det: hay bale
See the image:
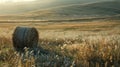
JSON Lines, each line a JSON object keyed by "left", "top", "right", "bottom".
{"left": 12, "top": 27, "right": 39, "bottom": 51}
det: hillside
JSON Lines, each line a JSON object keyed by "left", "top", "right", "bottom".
{"left": 25, "top": 1, "right": 120, "bottom": 20}
{"left": 0, "top": 0, "right": 108, "bottom": 15}
{"left": 0, "top": 1, "right": 120, "bottom": 21}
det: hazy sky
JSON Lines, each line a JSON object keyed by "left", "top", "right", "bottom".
{"left": 0, "top": 0, "right": 36, "bottom": 3}
{"left": 0, "top": 0, "right": 112, "bottom": 3}
{"left": 0, "top": 0, "right": 56, "bottom": 5}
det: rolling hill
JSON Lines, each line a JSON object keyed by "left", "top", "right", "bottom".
{"left": 0, "top": 1, "right": 120, "bottom": 21}
{"left": 0, "top": 0, "right": 109, "bottom": 15}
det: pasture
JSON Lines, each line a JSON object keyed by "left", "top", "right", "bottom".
{"left": 0, "top": 20, "right": 120, "bottom": 67}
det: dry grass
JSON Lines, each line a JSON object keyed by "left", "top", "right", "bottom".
{"left": 0, "top": 20, "right": 120, "bottom": 67}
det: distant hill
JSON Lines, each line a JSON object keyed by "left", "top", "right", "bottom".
{"left": 0, "top": 1, "right": 120, "bottom": 21}
{"left": 0, "top": 0, "right": 109, "bottom": 15}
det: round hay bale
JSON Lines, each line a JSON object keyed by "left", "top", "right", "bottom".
{"left": 12, "top": 27, "right": 39, "bottom": 51}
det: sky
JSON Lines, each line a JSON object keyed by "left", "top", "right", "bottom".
{"left": 0, "top": 0, "right": 113, "bottom": 3}
{"left": 0, "top": 0, "right": 36, "bottom": 3}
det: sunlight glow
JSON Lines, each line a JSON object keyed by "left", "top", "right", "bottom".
{"left": 0, "top": 0, "right": 36, "bottom": 3}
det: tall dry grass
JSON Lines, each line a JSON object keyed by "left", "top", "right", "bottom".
{"left": 0, "top": 32, "right": 119, "bottom": 67}
{"left": 0, "top": 21, "right": 120, "bottom": 67}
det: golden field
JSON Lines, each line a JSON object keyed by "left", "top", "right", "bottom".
{"left": 0, "top": 20, "right": 120, "bottom": 67}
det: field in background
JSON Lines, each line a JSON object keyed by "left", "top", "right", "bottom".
{"left": 0, "top": 20, "right": 120, "bottom": 67}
